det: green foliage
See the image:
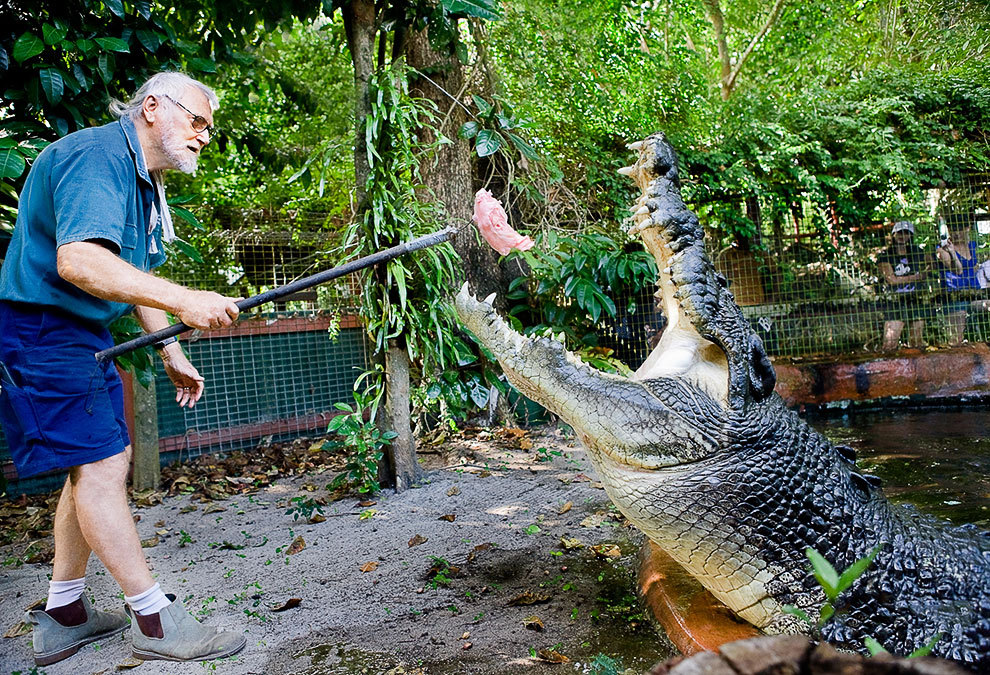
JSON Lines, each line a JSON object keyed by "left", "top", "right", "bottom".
{"left": 0, "top": 0, "right": 318, "bottom": 230}
{"left": 504, "top": 229, "right": 656, "bottom": 370}
{"left": 325, "top": 390, "right": 397, "bottom": 495}
{"left": 285, "top": 495, "right": 325, "bottom": 522}
{"left": 783, "top": 544, "right": 942, "bottom": 658}
{"left": 458, "top": 94, "right": 540, "bottom": 162}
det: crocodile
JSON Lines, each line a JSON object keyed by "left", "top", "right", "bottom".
{"left": 455, "top": 132, "right": 990, "bottom": 668}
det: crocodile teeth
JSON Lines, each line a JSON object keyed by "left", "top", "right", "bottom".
{"left": 483, "top": 292, "right": 497, "bottom": 306}
{"left": 635, "top": 205, "right": 649, "bottom": 216}
{"left": 617, "top": 166, "right": 636, "bottom": 176}
{"left": 627, "top": 141, "right": 644, "bottom": 151}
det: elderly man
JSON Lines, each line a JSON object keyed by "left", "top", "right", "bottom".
{"left": 0, "top": 72, "right": 246, "bottom": 664}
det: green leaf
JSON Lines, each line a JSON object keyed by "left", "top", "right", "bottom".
{"left": 94, "top": 37, "right": 130, "bottom": 53}
{"left": 475, "top": 129, "right": 501, "bottom": 157}
{"left": 835, "top": 544, "right": 881, "bottom": 595}
{"left": 0, "top": 147, "right": 26, "bottom": 179}
{"left": 506, "top": 132, "right": 539, "bottom": 161}
{"left": 458, "top": 121, "right": 479, "bottom": 139}
{"left": 471, "top": 94, "right": 493, "bottom": 116}
{"left": 908, "top": 633, "right": 942, "bottom": 658}
{"left": 187, "top": 57, "right": 217, "bottom": 73}
{"left": 42, "top": 23, "right": 68, "bottom": 46}
{"left": 76, "top": 39, "right": 96, "bottom": 56}
{"left": 13, "top": 33, "right": 44, "bottom": 63}
{"left": 97, "top": 53, "right": 113, "bottom": 83}
{"left": 39, "top": 68, "right": 64, "bottom": 104}
{"left": 443, "top": 0, "right": 500, "bottom": 20}
{"left": 781, "top": 604, "right": 811, "bottom": 625}
{"left": 170, "top": 237, "right": 203, "bottom": 263}
{"left": 135, "top": 30, "right": 164, "bottom": 53}
{"left": 806, "top": 548, "right": 839, "bottom": 598}
{"left": 105, "top": 0, "right": 125, "bottom": 18}
{"left": 864, "top": 637, "right": 888, "bottom": 656}
{"left": 170, "top": 205, "right": 205, "bottom": 230}
{"left": 818, "top": 602, "right": 834, "bottom": 626}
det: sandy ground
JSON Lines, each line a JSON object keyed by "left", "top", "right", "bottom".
{"left": 0, "top": 426, "right": 677, "bottom": 675}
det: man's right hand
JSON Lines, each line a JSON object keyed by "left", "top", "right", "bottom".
{"left": 175, "top": 290, "right": 241, "bottom": 331}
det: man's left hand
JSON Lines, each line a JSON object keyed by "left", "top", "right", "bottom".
{"left": 161, "top": 347, "right": 205, "bottom": 408}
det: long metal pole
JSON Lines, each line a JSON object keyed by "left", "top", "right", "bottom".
{"left": 95, "top": 227, "right": 456, "bottom": 363}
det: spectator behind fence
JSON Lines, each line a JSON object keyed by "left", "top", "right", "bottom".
{"left": 936, "top": 213, "right": 986, "bottom": 345}
{"left": 0, "top": 72, "right": 246, "bottom": 665}
{"left": 878, "top": 220, "right": 930, "bottom": 351}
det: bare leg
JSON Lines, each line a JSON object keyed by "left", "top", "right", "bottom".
{"left": 69, "top": 447, "right": 155, "bottom": 596}
{"left": 908, "top": 320, "right": 925, "bottom": 349}
{"left": 882, "top": 320, "right": 904, "bottom": 351}
{"left": 51, "top": 476, "right": 92, "bottom": 582}
{"left": 947, "top": 311, "right": 967, "bottom": 346}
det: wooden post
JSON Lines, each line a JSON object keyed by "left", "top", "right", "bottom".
{"left": 384, "top": 343, "right": 421, "bottom": 492}
{"left": 131, "top": 376, "right": 160, "bottom": 491}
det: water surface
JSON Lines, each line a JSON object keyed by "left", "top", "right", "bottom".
{"left": 811, "top": 408, "right": 990, "bottom": 528}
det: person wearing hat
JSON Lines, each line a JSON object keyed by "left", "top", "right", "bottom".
{"left": 878, "top": 219, "right": 930, "bottom": 351}
{"left": 936, "top": 213, "right": 983, "bottom": 345}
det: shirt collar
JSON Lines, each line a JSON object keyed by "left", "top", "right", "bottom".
{"left": 118, "top": 115, "right": 153, "bottom": 188}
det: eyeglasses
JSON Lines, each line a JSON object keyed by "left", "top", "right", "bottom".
{"left": 161, "top": 94, "right": 216, "bottom": 138}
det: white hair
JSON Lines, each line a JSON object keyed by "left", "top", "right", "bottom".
{"left": 109, "top": 72, "right": 219, "bottom": 119}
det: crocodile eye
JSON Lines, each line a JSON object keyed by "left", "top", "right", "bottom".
{"left": 748, "top": 334, "right": 776, "bottom": 401}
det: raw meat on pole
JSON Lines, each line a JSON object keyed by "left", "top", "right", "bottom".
{"left": 473, "top": 189, "right": 534, "bottom": 256}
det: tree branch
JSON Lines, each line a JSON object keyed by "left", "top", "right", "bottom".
{"left": 725, "top": 0, "right": 788, "bottom": 98}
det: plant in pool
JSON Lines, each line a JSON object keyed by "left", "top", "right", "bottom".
{"left": 784, "top": 545, "right": 941, "bottom": 657}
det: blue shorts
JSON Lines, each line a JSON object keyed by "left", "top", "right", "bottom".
{"left": 0, "top": 301, "right": 129, "bottom": 479}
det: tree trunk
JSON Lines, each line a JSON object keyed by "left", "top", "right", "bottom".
{"left": 405, "top": 25, "right": 514, "bottom": 303}
{"left": 343, "top": 1, "right": 419, "bottom": 492}
{"left": 383, "top": 344, "right": 420, "bottom": 489}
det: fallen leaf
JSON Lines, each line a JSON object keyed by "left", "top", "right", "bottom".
{"left": 461, "top": 631, "right": 471, "bottom": 640}
{"left": 360, "top": 561, "right": 379, "bottom": 573}
{"left": 115, "top": 657, "right": 144, "bottom": 670}
{"left": 286, "top": 536, "right": 306, "bottom": 555}
{"left": 154, "top": 520, "right": 166, "bottom": 527}
{"left": 560, "top": 536, "right": 583, "bottom": 550}
{"left": 558, "top": 501, "right": 572, "bottom": 514}
{"left": 507, "top": 591, "right": 551, "bottom": 606}
{"left": 518, "top": 438, "right": 533, "bottom": 450}
{"left": 155, "top": 528, "right": 169, "bottom": 536}
{"left": 203, "top": 504, "right": 226, "bottom": 514}
{"left": 179, "top": 504, "right": 198, "bottom": 513}
{"left": 408, "top": 534, "right": 428, "bottom": 548}
{"left": 478, "top": 471, "right": 492, "bottom": 478}
{"left": 438, "top": 514, "right": 456, "bottom": 522}
{"left": 462, "top": 642, "right": 472, "bottom": 650}
{"left": 503, "top": 428, "right": 528, "bottom": 438}
{"left": 467, "top": 543, "right": 494, "bottom": 563}
{"left": 3, "top": 621, "right": 31, "bottom": 638}
{"left": 592, "top": 543, "right": 621, "bottom": 559}
{"left": 309, "top": 514, "right": 327, "bottom": 524}
{"left": 571, "top": 473, "right": 591, "bottom": 482}
{"left": 357, "top": 500, "right": 377, "bottom": 507}
{"left": 522, "top": 615, "right": 544, "bottom": 631}
{"left": 272, "top": 598, "right": 302, "bottom": 612}
{"left": 446, "top": 486, "right": 461, "bottom": 497}
{"left": 580, "top": 513, "right": 606, "bottom": 528}
{"left": 537, "top": 648, "right": 570, "bottom": 663}
{"left": 225, "top": 476, "right": 252, "bottom": 486}
{"left": 140, "top": 536, "right": 159, "bottom": 549}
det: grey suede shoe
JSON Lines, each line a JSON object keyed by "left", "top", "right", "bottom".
{"left": 25, "top": 596, "right": 129, "bottom": 666}
{"left": 127, "top": 595, "right": 246, "bottom": 662}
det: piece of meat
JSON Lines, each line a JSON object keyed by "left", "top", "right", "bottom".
{"left": 473, "top": 189, "right": 534, "bottom": 256}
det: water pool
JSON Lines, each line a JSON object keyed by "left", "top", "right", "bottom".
{"left": 812, "top": 407, "right": 990, "bottom": 528}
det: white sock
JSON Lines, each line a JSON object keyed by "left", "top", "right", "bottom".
{"left": 124, "top": 583, "right": 172, "bottom": 616}
{"left": 46, "top": 577, "right": 86, "bottom": 610}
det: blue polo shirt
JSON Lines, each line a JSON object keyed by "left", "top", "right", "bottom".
{"left": 0, "top": 116, "right": 167, "bottom": 327}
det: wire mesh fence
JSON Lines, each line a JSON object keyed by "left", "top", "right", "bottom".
{"left": 597, "top": 172, "right": 990, "bottom": 367}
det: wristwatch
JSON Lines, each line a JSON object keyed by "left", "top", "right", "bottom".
{"left": 152, "top": 336, "right": 179, "bottom": 350}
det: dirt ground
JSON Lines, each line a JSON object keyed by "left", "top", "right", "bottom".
{"left": 0, "top": 425, "right": 678, "bottom": 675}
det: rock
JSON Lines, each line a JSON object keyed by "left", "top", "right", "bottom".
{"left": 648, "top": 636, "right": 972, "bottom": 675}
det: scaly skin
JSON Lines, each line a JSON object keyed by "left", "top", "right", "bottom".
{"left": 455, "top": 132, "right": 989, "bottom": 668}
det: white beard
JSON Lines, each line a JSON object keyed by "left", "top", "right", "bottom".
{"left": 158, "top": 115, "right": 198, "bottom": 174}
